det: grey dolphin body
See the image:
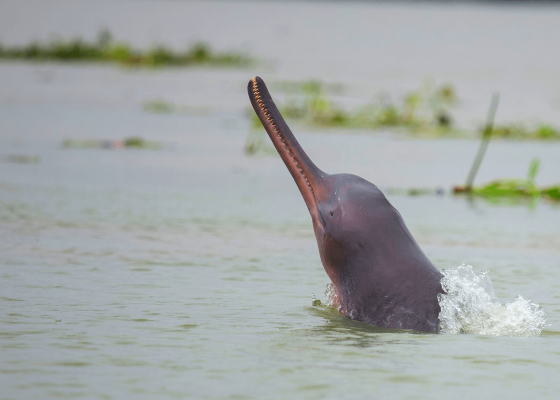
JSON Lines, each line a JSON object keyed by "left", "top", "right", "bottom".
{"left": 248, "top": 76, "right": 444, "bottom": 333}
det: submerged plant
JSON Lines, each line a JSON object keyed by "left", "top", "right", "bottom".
{"left": 0, "top": 30, "right": 254, "bottom": 68}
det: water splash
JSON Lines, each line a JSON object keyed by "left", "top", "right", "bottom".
{"left": 319, "top": 265, "right": 547, "bottom": 336}
{"left": 438, "top": 265, "right": 548, "bottom": 337}
{"left": 324, "top": 282, "right": 338, "bottom": 308}
{"left": 324, "top": 282, "right": 351, "bottom": 317}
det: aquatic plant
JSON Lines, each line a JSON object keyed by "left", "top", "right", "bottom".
{"left": 462, "top": 94, "right": 501, "bottom": 191}
{"left": 1, "top": 154, "right": 41, "bottom": 164}
{"left": 142, "top": 100, "right": 213, "bottom": 116}
{"left": 384, "top": 187, "right": 445, "bottom": 196}
{"left": 244, "top": 80, "right": 461, "bottom": 155}
{"left": 456, "top": 157, "right": 560, "bottom": 202}
{"left": 270, "top": 80, "right": 458, "bottom": 132}
{"left": 143, "top": 100, "right": 176, "bottom": 114}
{"left": 246, "top": 79, "right": 560, "bottom": 143}
{"left": 353, "top": 82, "right": 457, "bottom": 131}
{"left": 471, "top": 159, "right": 541, "bottom": 199}
{"left": 491, "top": 124, "right": 560, "bottom": 140}
{"left": 453, "top": 96, "right": 560, "bottom": 202}
{"left": 542, "top": 186, "right": 560, "bottom": 200}
{"left": 0, "top": 30, "right": 254, "bottom": 68}
{"left": 63, "top": 137, "right": 162, "bottom": 150}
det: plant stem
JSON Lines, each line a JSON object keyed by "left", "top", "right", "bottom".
{"left": 464, "top": 93, "right": 500, "bottom": 190}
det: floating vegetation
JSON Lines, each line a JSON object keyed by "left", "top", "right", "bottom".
{"left": 247, "top": 79, "right": 560, "bottom": 143}
{"left": 0, "top": 154, "right": 41, "bottom": 164}
{"left": 491, "top": 124, "right": 560, "bottom": 140}
{"left": 143, "top": 99, "right": 176, "bottom": 114}
{"left": 0, "top": 30, "right": 254, "bottom": 68}
{"left": 63, "top": 137, "right": 162, "bottom": 150}
{"left": 542, "top": 186, "right": 560, "bottom": 200}
{"left": 457, "top": 157, "right": 560, "bottom": 203}
{"left": 251, "top": 80, "right": 458, "bottom": 133}
{"left": 382, "top": 96, "right": 560, "bottom": 203}
{"left": 470, "top": 159, "right": 541, "bottom": 198}
{"left": 350, "top": 82, "right": 457, "bottom": 131}
{"left": 142, "top": 100, "right": 212, "bottom": 116}
{"left": 384, "top": 187, "right": 445, "bottom": 196}
{"left": 244, "top": 80, "right": 458, "bottom": 155}
{"left": 454, "top": 96, "right": 560, "bottom": 202}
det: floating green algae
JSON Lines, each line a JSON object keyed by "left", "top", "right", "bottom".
{"left": 0, "top": 30, "right": 254, "bottom": 68}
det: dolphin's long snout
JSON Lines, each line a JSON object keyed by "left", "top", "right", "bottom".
{"left": 248, "top": 76, "right": 326, "bottom": 214}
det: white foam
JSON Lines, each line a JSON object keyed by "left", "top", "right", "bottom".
{"left": 438, "top": 265, "right": 548, "bottom": 337}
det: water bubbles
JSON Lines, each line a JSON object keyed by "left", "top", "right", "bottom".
{"left": 438, "top": 265, "right": 548, "bottom": 337}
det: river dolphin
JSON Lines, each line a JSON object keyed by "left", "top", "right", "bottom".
{"left": 248, "top": 76, "right": 444, "bottom": 333}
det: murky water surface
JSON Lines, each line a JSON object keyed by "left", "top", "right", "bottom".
{"left": 1, "top": 1, "right": 560, "bottom": 399}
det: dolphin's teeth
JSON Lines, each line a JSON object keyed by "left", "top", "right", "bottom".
{"left": 251, "top": 77, "right": 314, "bottom": 194}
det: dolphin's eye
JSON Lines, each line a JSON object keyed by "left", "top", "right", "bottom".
{"left": 330, "top": 212, "right": 333, "bottom": 217}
